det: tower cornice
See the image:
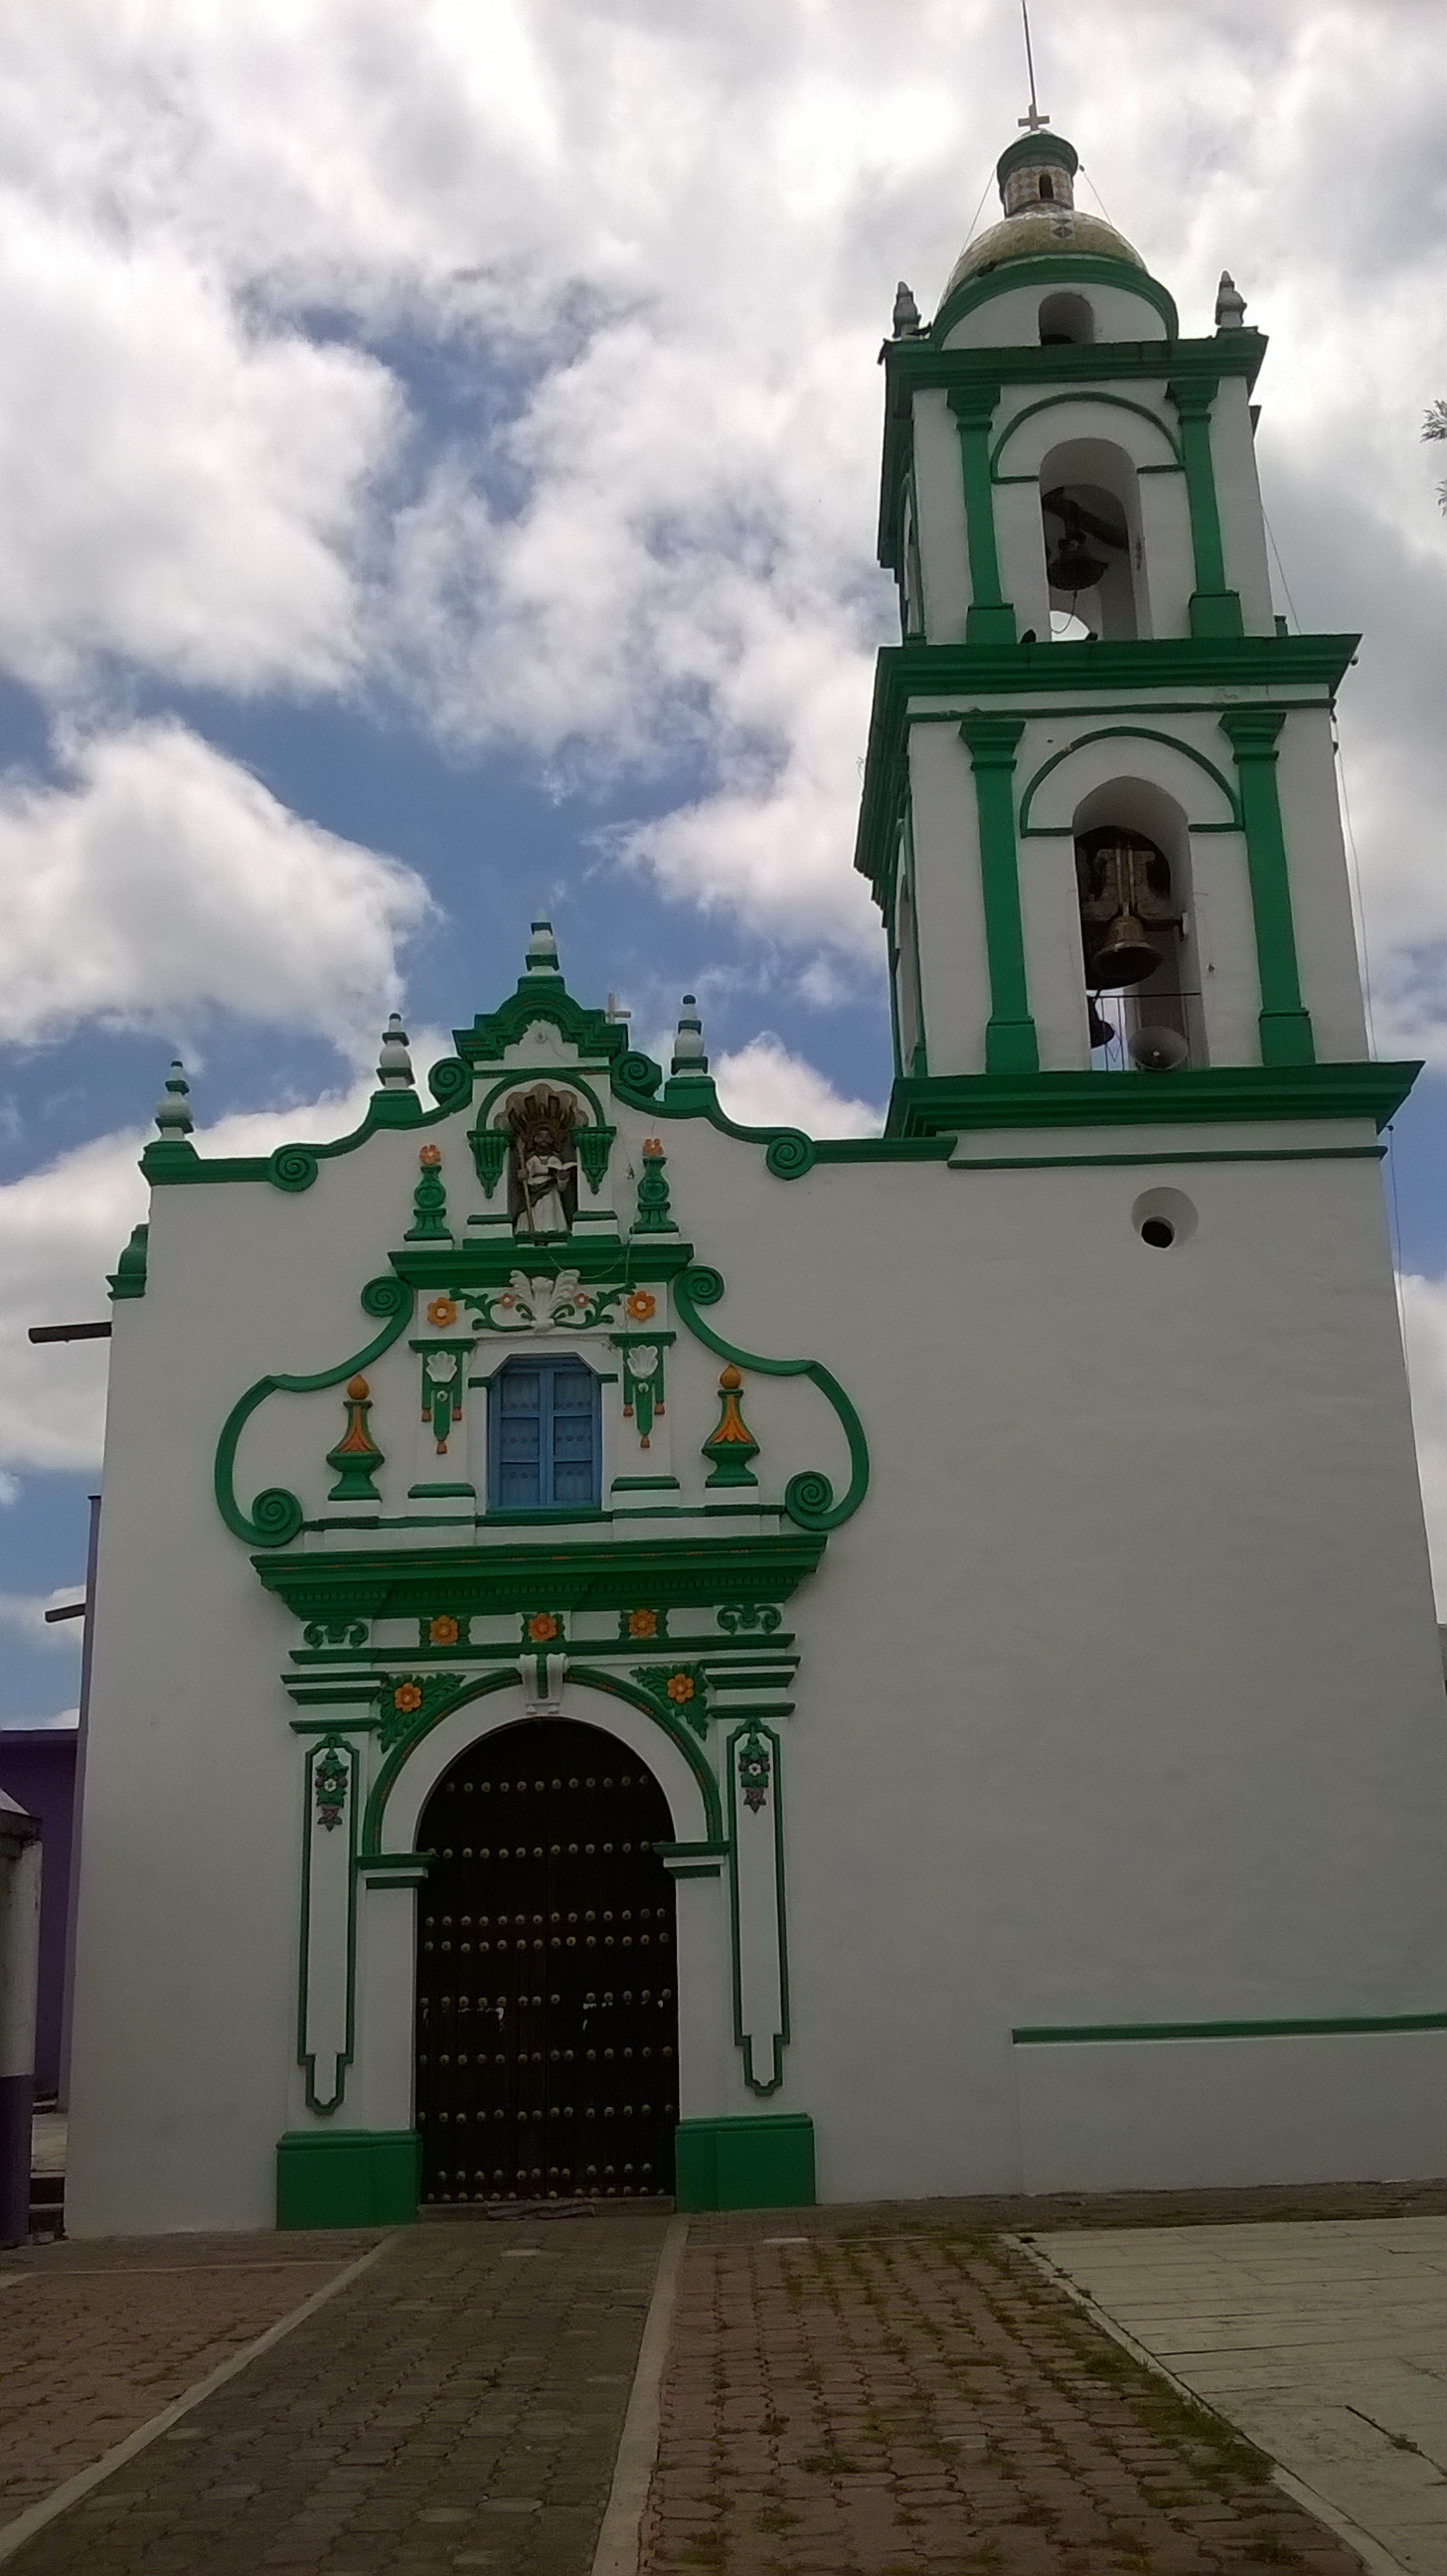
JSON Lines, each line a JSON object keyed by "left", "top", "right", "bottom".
{"left": 879, "top": 335, "right": 1268, "bottom": 567}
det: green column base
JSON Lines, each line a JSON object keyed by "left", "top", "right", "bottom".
{"left": 1258, "top": 1007, "right": 1316, "bottom": 1067}
{"left": 276, "top": 2129, "right": 420, "bottom": 2229}
{"left": 984, "top": 1016, "right": 1041, "bottom": 1076}
{"left": 674, "top": 2113, "right": 816, "bottom": 2212}
{"left": 1189, "top": 589, "right": 1244, "bottom": 638}
{"left": 965, "top": 601, "right": 1018, "bottom": 644}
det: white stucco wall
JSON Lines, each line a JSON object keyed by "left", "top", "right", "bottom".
{"left": 66, "top": 1051, "right": 1447, "bottom": 2227}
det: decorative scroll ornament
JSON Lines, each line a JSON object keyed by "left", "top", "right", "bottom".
{"left": 420, "top": 1346, "right": 464, "bottom": 1451}
{"left": 717, "top": 1601, "right": 782, "bottom": 1636}
{"left": 703, "top": 1365, "right": 759, "bottom": 1488}
{"left": 303, "top": 1616, "right": 369, "bottom": 1650}
{"left": 404, "top": 1143, "right": 452, "bottom": 1242}
{"left": 326, "top": 1375, "right": 385, "bottom": 1503}
{"left": 461, "top": 1270, "right": 625, "bottom": 1334}
{"left": 632, "top": 1138, "right": 678, "bottom": 1234}
{"left": 313, "top": 1742, "right": 350, "bottom": 1832}
{"left": 736, "top": 1724, "right": 772, "bottom": 1813}
{"left": 622, "top": 1341, "right": 665, "bottom": 1444}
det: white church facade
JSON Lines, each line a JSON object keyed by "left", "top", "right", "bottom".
{"left": 66, "top": 128, "right": 1447, "bottom": 2233}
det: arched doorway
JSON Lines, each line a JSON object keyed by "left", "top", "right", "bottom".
{"left": 414, "top": 1719, "right": 680, "bottom": 2203}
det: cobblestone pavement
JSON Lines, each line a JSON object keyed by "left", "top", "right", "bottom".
{"left": 642, "top": 2210, "right": 1374, "bottom": 2576}
{"left": 0, "top": 2230, "right": 377, "bottom": 2526}
{"left": 2, "top": 2211, "right": 669, "bottom": 2576}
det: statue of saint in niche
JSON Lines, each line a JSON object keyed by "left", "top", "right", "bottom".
{"left": 504, "top": 1088, "right": 578, "bottom": 1236}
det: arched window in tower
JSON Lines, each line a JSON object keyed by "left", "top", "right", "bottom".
{"left": 1039, "top": 290, "right": 1094, "bottom": 346}
{"left": 1072, "top": 784, "right": 1204, "bottom": 1071}
{"left": 1040, "top": 438, "right": 1145, "bottom": 641}
{"left": 1038, "top": 173, "right": 1054, "bottom": 202}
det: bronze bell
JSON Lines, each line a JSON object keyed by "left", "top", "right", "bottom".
{"left": 1090, "top": 909, "right": 1162, "bottom": 988}
{"left": 1045, "top": 537, "right": 1108, "bottom": 594}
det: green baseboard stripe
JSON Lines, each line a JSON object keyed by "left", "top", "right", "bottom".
{"left": 674, "top": 2113, "right": 816, "bottom": 2212}
{"left": 276, "top": 2128, "right": 421, "bottom": 2228}
{"left": 1013, "top": 2012, "right": 1447, "bottom": 2045}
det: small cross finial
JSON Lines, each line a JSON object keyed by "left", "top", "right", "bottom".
{"left": 1018, "top": 0, "right": 1049, "bottom": 130}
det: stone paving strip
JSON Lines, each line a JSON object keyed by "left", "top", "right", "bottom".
{"left": 0, "top": 2211, "right": 669, "bottom": 2576}
{"left": 1031, "top": 2217, "right": 1447, "bottom": 2576}
{"left": 0, "top": 2231, "right": 380, "bottom": 2529}
{"left": 642, "top": 2212, "right": 1372, "bottom": 2575}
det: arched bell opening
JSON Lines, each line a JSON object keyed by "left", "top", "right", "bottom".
{"left": 1072, "top": 778, "right": 1205, "bottom": 1071}
{"left": 414, "top": 1717, "right": 680, "bottom": 2206}
{"left": 1039, "top": 290, "right": 1094, "bottom": 347}
{"left": 1040, "top": 437, "right": 1146, "bottom": 641}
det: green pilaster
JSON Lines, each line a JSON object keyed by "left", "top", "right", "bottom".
{"left": 1169, "top": 379, "right": 1243, "bottom": 639}
{"left": 959, "top": 714, "right": 1039, "bottom": 1074}
{"left": 948, "top": 386, "right": 1017, "bottom": 645}
{"left": 1219, "top": 710, "right": 1315, "bottom": 1066}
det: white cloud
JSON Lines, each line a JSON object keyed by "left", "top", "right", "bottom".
{"left": 0, "top": 1590, "right": 85, "bottom": 1643}
{"left": 2, "top": 721, "right": 430, "bottom": 1053}
{"left": 0, "top": 1470, "right": 19, "bottom": 1507}
{"left": 0, "top": 1071, "right": 387, "bottom": 1473}
{"left": 712, "top": 1036, "right": 881, "bottom": 1137}
{"left": 0, "top": 200, "right": 397, "bottom": 695}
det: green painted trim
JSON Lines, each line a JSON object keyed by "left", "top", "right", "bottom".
{"left": 215, "top": 1277, "right": 414, "bottom": 1550}
{"left": 991, "top": 390, "right": 1183, "bottom": 478}
{"left": 947, "top": 387, "right": 1015, "bottom": 643}
{"left": 930, "top": 254, "right": 1180, "bottom": 348}
{"left": 106, "top": 1221, "right": 149, "bottom": 1301}
{"left": 1167, "top": 377, "right": 1243, "bottom": 637}
{"left": 256, "top": 1533, "right": 825, "bottom": 1629}
{"left": 952, "top": 1145, "right": 1387, "bottom": 1171}
{"left": 853, "top": 635, "right": 1357, "bottom": 912}
{"left": 275, "top": 2128, "right": 420, "bottom": 2228}
{"left": 611, "top": 1476, "right": 681, "bottom": 1491}
{"left": 673, "top": 1266, "right": 869, "bottom": 1533}
{"left": 1018, "top": 726, "right": 1241, "bottom": 835}
{"left": 886, "top": 1060, "right": 1417, "bottom": 1139}
{"left": 1013, "top": 2012, "right": 1447, "bottom": 2044}
{"left": 727, "top": 1719, "right": 789, "bottom": 2095}
{"left": 407, "top": 1482, "right": 475, "bottom": 1499}
{"left": 673, "top": 2113, "right": 816, "bottom": 2213}
{"left": 1219, "top": 708, "right": 1315, "bottom": 1065}
{"left": 144, "top": 1065, "right": 475, "bottom": 1195}
{"left": 298, "top": 1736, "right": 359, "bottom": 2115}
{"left": 959, "top": 715, "right": 1038, "bottom": 1074}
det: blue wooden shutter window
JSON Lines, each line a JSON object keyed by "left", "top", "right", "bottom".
{"left": 489, "top": 1359, "right": 599, "bottom": 1510}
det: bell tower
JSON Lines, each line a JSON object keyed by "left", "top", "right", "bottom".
{"left": 861, "top": 129, "right": 1411, "bottom": 1139}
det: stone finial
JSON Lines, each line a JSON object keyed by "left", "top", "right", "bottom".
{"left": 891, "top": 281, "right": 922, "bottom": 339}
{"left": 377, "top": 1012, "right": 414, "bottom": 1090}
{"left": 525, "top": 915, "right": 562, "bottom": 976}
{"left": 1215, "top": 270, "right": 1247, "bottom": 330}
{"left": 670, "top": 994, "right": 710, "bottom": 1079}
{"left": 153, "top": 1059, "right": 193, "bottom": 1139}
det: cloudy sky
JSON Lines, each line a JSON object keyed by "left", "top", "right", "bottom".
{"left": 2, "top": 0, "right": 1447, "bottom": 1725}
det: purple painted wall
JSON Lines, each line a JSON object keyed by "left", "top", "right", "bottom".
{"left": 0, "top": 1731, "right": 78, "bottom": 2099}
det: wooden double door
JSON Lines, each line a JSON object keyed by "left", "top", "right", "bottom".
{"left": 415, "top": 1720, "right": 680, "bottom": 2202}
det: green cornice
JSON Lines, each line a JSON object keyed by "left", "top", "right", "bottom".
{"left": 391, "top": 1235, "right": 697, "bottom": 1292}
{"left": 879, "top": 333, "right": 1264, "bottom": 565}
{"left": 141, "top": 1070, "right": 471, "bottom": 1194}
{"left": 884, "top": 1060, "right": 1420, "bottom": 1140}
{"left": 253, "top": 1532, "right": 827, "bottom": 1626}
{"left": 453, "top": 971, "right": 634, "bottom": 1070}
{"left": 928, "top": 255, "right": 1182, "bottom": 353}
{"left": 854, "top": 634, "right": 1360, "bottom": 910}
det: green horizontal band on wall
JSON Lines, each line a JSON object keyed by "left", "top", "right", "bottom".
{"left": 276, "top": 2128, "right": 421, "bottom": 2227}
{"left": 674, "top": 2113, "right": 816, "bottom": 2212}
{"left": 1013, "top": 2013, "right": 1447, "bottom": 2045}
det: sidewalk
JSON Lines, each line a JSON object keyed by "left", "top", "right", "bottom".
{"left": 5, "top": 2190, "right": 1437, "bottom": 2576}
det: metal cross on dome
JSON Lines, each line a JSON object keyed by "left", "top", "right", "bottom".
{"left": 1018, "top": 0, "right": 1050, "bottom": 130}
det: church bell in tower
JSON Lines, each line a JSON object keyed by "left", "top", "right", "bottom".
{"left": 1075, "top": 828, "right": 1181, "bottom": 991}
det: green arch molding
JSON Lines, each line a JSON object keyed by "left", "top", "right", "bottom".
{"left": 1018, "top": 726, "right": 1243, "bottom": 837}
{"left": 991, "top": 391, "right": 1184, "bottom": 479}
{"left": 673, "top": 1265, "right": 869, "bottom": 1534}
{"left": 361, "top": 1662, "right": 724, "bottom": 1859}
{"left": 931, "top": 253, "right": 1180, "bottom": 348}
{"left": 473, "top": 1068, "right": 614, "bottom": 1131}
{"left": 214, "top": 1276, "right": 415, "bottom": 1549}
